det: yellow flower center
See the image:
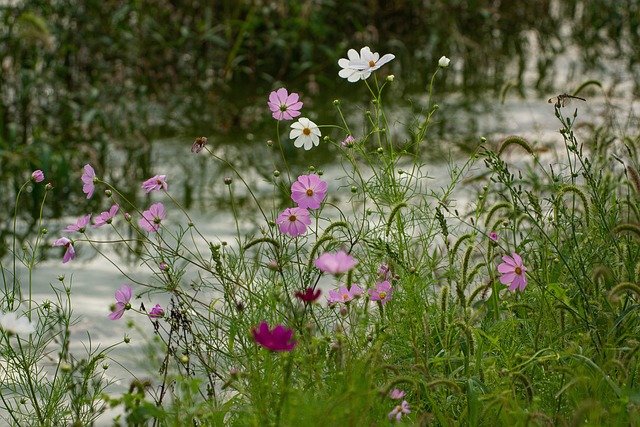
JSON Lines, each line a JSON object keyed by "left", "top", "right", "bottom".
{"left": 343, "top": 294, "right": 349, "bottom": 300}
{"left": 306, "top": 189, "right": 314, "bottom": 196}
{"left": 303, "top": 127, "right": 311, "bottom": 136}
{"left": 288, "top": 215, "right": 297, "bottom": 222}
{"left": 515, "top": 266, "right": 522, "bottom": 275}
{"left": 379, "top": 292, "right": 386, "bottom": 299}
{"left": 369, "top": 60, "right": 376, "bottom": 67}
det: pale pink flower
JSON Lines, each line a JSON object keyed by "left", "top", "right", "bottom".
{"left": 268, "top": 88, "right": 303, "bottom": 121}
{"left": 276, "top": 207, "right": 311, "bottom": 237}
{"left": 52, "top": 237, "right": 76, "bottom": 263}
{"left": 342, "top": 135, "right": 355, "bottom": 147}
{"left": 139, "top": 202, "right": 166, "bottom": 233}
{"left": 388, "top": 400, "right": 410, "bottom": 422}
{"left": 369, "top": 280, "right": 394, "bottom": 305}
{"left": 390, "top": 389, "right": 405, "bottom": 399}
{"left": 498, "top": 253, "right": 528, "bottom": 291}
{"left": 327, "top": 284, "right": 362, "bottom": 305}
{"left": 31, "top": 170, "right": 44, "bottom": 183}
{"left": 191, "top": 136, "right": 208, "bottom": 153}
{"left": 291, "top": 174, "right": 327, "bottom": 209}
{"left": 92, "top": 205, "right": 119, "bottom": 228}
{"left": 81, "top": 164, "right": 96, "bottom": 199}
{"left": 108, "top": 285, "right": 132, "bottom": 320}
{"left": 63, "top": 214, "right": 92, "bottom": 233}
{"left": 314, "top": 250, "right": 358, "bottom": 275}
{"left": 141, "top": 175, "right": 168, "bottom": 193}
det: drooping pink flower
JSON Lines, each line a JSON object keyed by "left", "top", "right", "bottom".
{"left": 31, "top": 170, "right": 44, "bottom": 183}
{"left": 378, "top": 264, "right": 391, "bottom": 281}
{"left": 268, "top": 88, "right": 303, "bottom": 121}
{"left": 191, "top": 136, "right": 208, "bottom": 153}
{"left": 295, "top": 287, "right": 322, "bottom": 304}
{"left": 369, "top": 280, "right": 394, "bottom": 305}
{"left": 326, "top": 284, "right": 362, "bottom": 305}
{"left": 314, "top": 250, "right": 358, "bottom": 275}
{"left": 108, "top": 285, "right": 132, "bottom": 320}
{"left": 63, "top": 213, "right": 92, "bottom": 233}
{"left": 388, "top": 400, "right": 410, "bottom": 422}
{"left": 390, "top": 389, "right": 405, "bottom": 399}
{"left": 148, "top": 304, "right": 164, "bottom": 318}
{"left": 252, "top": 322, "right": 297, "bottom": 352}
{"left": 276, "top": 207, "right": 311, "bottom": 237}
{"left": 92, "top": 205, "right": 119, "bottom": 228}
{"left": 52, "top": 237, "right": 76, "bottom": 263}
{"left": 498, "top": 253, "right": 528, "bottom": 291}
{"left": 139, "top": 202, "right": 166, "bottom": 233}
{"left": 291, "top": 174, "right": 327, "bottom": 210}
{"left": 81, "top": 164, "right": 96, "bottom": 199}
{"left": 141, "top": 175, "right": 168, "bottom": 193}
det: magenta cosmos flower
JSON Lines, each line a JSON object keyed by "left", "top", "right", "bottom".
{"left": 268, "top": 88, "right": 303, "bottom": 121}
{"left": 291, "top": 174, "right": 327, "bottom": 210}
{"left": 326, "top": 284, "right": 363, "bottom": 305}
{"left": 139, "top": 202, "right": 166, "bottom": 233}
{"left": 314, "top": 250, "right": 358, "bottom": 275}
{"left": 489, "top": 232, "right": 498, "bottom": 241}
{"left": 31, "top": 170, "right": 44, "bottom": 183}
{"left": 252, "top": 322, "right": 297, "bottom": 352}
{"left": 52, "top": 237, "right": 76, "bottom": 263}
{"left": 276, "top": 207, "right": 311, "bottom": 237}
{"left": 93, "top": 204, "right": 119, "bottom": 228}
{"left": 388, "top": 400, "right": 410, "bottom": 422}
{"left": 141, "top": 175, "right": 168, "bottom": 193}
{"left": 148, "top": 304, "right": 164, "bottom": 318}
{"left": 369, "top": 280, "right": 394, "bottom": 306}
{"left": 63, "top": 213, "right": 92, "bottom": 233}
{"left": 294, "top": 287, "right": 322, "bottom": 303}
{"left": 81, "top": 164, "right": 96, "bottom": 199}
{"left": 498, "top": 253, "right": 528, "bottom": 291}
{"left": 108, "top": 285, "right": 132, "bottom": 320}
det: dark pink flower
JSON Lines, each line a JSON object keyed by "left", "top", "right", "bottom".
{"left": 295, "top": 287, "right": 321, "bottom": 303}
{"left": 314, "top": 250, "right": 358, "bottom": 275}
{"left": 92, "top": 205, "right": 119, "bottom": 228}
{"left": 489, "top": 232, "right": 498, "bottom": 241}
{"left": 141, "top": 175, "right": 168, "bottom": 193}
{"left": 326, "top": 284, "right": 362, "bottom": 305}
{"left": 498, "top": 253, "right": 528, "bottom": 291}
{"left": 276, "top": 207, "right": 311, "bottom": 237}
{"left": 63, "top": 213, "right": 92, "bottom": 233}
{"left": 81, "top": 164, "right": 96, "bottom": 199}
{"left": 268, "top": 88, "right": 303, "bottom": 121}
{"left": 252, "top": 322, "right": 297, "bottom": 352}
{"left": 108, "top": 285, "right": 132, "bottom": 320}
{"left": 369, "top": 280, "right": 393, "bottom": 305}
{"left": 388, "top": 400, "right": 410, "bottom": 422}
{"left": 31, "top": 170, "right": 44, "bottom": 183}
{"left": 148, "top": 304, "right": 164, "bottom": 318}
{"left": 139, "top": 202, "right": 166, "bottom": 233}
{"left": 52, "top": 237, "right": 76, "bottom": 263}
{"left": 291, "top": 174, "right": 327, "bottom": 210}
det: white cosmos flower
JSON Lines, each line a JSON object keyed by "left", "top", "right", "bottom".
{"left": 0, "top": 311, "right": 36, "bottom": 336}
{"left": 290, "top": 117, "right": 321, "bottom": 150}
{"left": 338, "top": 46, "right": 395, "bottom": 82}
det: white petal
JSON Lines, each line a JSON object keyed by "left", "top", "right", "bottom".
{"left": 293, "top": 136, "right": 305, "bottom": 148}
{"left": 290, "top": 129, "right": 302, "bottom": 138}
{"left": 347, "top": 48, "right": 360, "bottom": 61}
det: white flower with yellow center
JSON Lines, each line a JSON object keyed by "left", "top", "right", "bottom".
{"left": 289, "top": 117, "right": 321, "bottom": 150}
{"left": 338, "top": 46, "right": 395, "bottom": 82}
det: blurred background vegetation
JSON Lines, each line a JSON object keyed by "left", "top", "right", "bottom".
{"left": 1, "top": 0, "right": 639, "bottom": 252}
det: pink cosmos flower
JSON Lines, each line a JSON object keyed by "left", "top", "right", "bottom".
{"left": 327, "top": 284, "right": 363, "bottom": 305}
{"left": 31, "top": 170, "right": 44, "bottom": 183}
{"left": 191, "top": 136, "right": 208, "bottom": 153}
{"left": 388, "top": 400, "right": 411, "bottom": 422}
{"left": 291, "top": 174, "right": 327, "bottom": 209}
{"left": 268, "top": 88, "right": 303, "bottom": 121}
{"left": 369, "top": 280, "right": 394, "bottom": 305}
{"left": 252, "top": 322, "right": 297, "bottom": 352}
{"left": 92, "top": 205, "right": 119, "bottom": 228}
{"left": 63, "top": 213, "right": 92, "bottom": 233}
{"left": 139, "top": 202, "right": 166, "bottom": 233}
{"left": 108, "top": 285, "right": 132, "bottom": 320}
{"left": 141, "top": 175, "right": 168, "bottom": 193}
{"left": 148, "top": 304, "right": 164, "bottom": 318}
{"left": 276, "top": 207, "right": 311, "bottom": 237}
{"left": 294, "top": 287, "right": 322, "bottom": 303}
{"left": 314, "top": 250, "right": 358, "bottom": 275}
{"left": 342, "top": 135, "right": 355, "bottom": 147}
{"left": 52, "top": 237, "right": 76, "bottom": 263}
{"left": 390, "top": 389, "right": 405, "bottom": 399}
{"left": 489, "top": 232, "right": 498, "bottom": 241}
{"left": 81, "top": 164, "right": 96, "bottom": 199}
{"left": 378, "top": 264, "right": 391, "bottom": 281}
{"left": 498, "top": 253, "right": 528, "bottom": 291}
